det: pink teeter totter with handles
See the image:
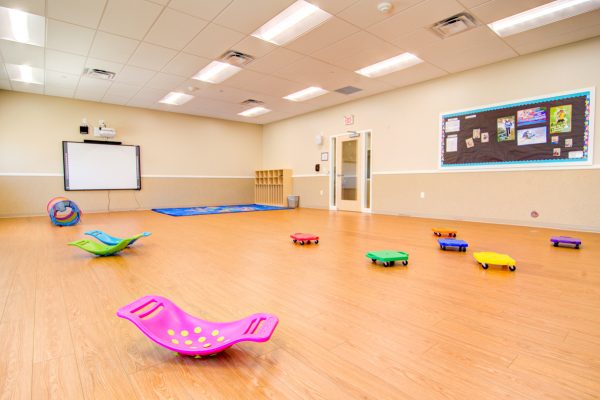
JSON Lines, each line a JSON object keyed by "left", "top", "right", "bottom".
{"left": 117, "top": 295, "right": 279, "bottom": 357}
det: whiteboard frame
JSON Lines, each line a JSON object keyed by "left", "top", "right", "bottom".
{"left": 62, "top": 141, "right": 141, "bottom": 191}
{"left": 438, "top": 87, "right": 595, "bottom": 171}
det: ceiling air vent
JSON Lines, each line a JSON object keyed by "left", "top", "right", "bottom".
{"left": 335, "top": 86, "right": 362, "bottom": 95}
{"left": 84, "top": 68, "right": 116, "bottom": 80}
{"left": 241, "top": 99, "right": 264, "bottom": 106}
{"left": 220, "top": 50, "right": 255, "bottom": 67}
{"left": 431, "top": 12, "right": 477, "bottom": 38}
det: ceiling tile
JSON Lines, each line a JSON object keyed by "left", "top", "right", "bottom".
{"left": 128, "top": 42, "right": 177, "bottom": 71}
{"left": 145, "top": 8, "right": 209, "bottom": 50}
{"left": 246, "top": 47, "right": 305, "bottom": 74}
{"left": 285, "top": 16, "right": 360, "bottom": 55}
{"left": 45, "top": 49, "right": 86, "bottom": 74}
{"left": 417, "top": 26, "right": 517, "bottom": 72}
{"left": 127, "top": 86, "right": 165, "bottom": 107}
{"left": 217, "top": 69, "right": 268, "bottom": 92}
{"left": 45, "top": 70, "right": 80, "bottom": 89}
{"left": 46, "top": 19, "right": 95, "bottom": 56}
{"left": 89, "top": 31, "right": 139, "bottom": 63}
{"left": 101, "top": 93, "right": 132, "bottom": 105}
{"left": 99, "top": 0, "right": 163, "bottom": 40}
{"left": 0, "top": 41, "right": 44, "bottom": 67}
{"left": 145, "top": 72, "right": 186, "bottom": 90}
{"left": 85, "top": 58, "right": 124, "bottom": 74}
{"left": 114, "top": 65, "right": 156, "bottom": 85}
{"left": 75, "top": 76, "right": 111, "bottom": 100}
{"left": 267, "top": 98, "right": 318, "bottom": 114}
{"left": 231, "top": 36, "right": 277, "bottom": 59}
{"left": 368, "top": 0, "right": 465, "bottom": 42}
{"left": 104, "top": 81, "right": 141, "bottom": 97}
{"left": 252, "top": 75, "right": 308, "bottom": 97}
{"left": 375, "top": 61, "right": 446, "bottom": 86}
{"left": 457, "top": 0, "right": 488, "bottom": 7}
{"left": 503, "top": 9, "right": 600, "bottom": 55}
{"left": 306, "top": 0, "right": 359, "bottom": 15}
{"left": 161, "top": 52, "right": 211, "bottom": 77}
{"left": 11, "top": 81, "right": 43, "bottom": 93}
{"left": 469, "top": 0, "right": 554, "bottom": 24}
{"left": 390, "top": 27, "right": 442, "bottom": 53}
{"left": 47, "top": 0, "right": 107, "bottom": 29}
{"left": 312, "top": 31, "right": 403, "bottom": 71}
{"left": 167, "top": 0, "right": 233, "bottom": 20}
{"left": 213, "top": 0, "right": 296, "bottom": 34}
{"left": 184, "top": 23, "right": 245, "bottom": 59}
{"left": 44, "top": 85, "right": 75, "bottom": 97}
{"left": 272, "top": 56, "right": 361, "bottom": 90}
{"left": 195, "top": 85, "right": 267, "bottom": 104}
{"left": 0, "top": 0, "right": 45, "bottom": 15}
{"left": 337, "top": 0, "right": 424, "bottom": 28}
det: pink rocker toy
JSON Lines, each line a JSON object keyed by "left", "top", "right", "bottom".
{"left": 117, "top": 295, "right": 278, "bottom": 357}
{"left": 290, "top": 233, "right": 319, "bottom": 245}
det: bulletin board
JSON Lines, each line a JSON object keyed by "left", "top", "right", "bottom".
{"left": 439, "top": 88, "right": 594, "bottom": 169}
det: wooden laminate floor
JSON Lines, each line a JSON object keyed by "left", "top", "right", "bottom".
{"left": 0, "top": 208, "right": 599, "bottom": 399}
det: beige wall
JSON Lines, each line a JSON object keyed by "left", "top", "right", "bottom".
{"left": 0, "top": 91, "right": 261, "bottom": 216}
{"left": 262, "top": 37, "right": 600, "bottom": 231}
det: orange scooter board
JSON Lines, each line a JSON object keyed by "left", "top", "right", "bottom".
{"left": 432, "top": 227, "right": 457, "bottom": 237}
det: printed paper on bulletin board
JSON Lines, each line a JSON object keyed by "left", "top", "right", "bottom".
{"left": 439, "top": 89, "right": 594, "bottom": 169}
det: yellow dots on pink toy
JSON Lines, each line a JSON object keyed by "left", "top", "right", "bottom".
{"left": 217, "top": 336, "right": 225, "bottom": 342}
{"left": 203, "top": 343, "right": 211, "bottom": 348}
{"left": 181, "top": 330, "right": 189, "bottom": 337}
{"left": 171, "top": 339, "right": 179, "bottom": 344}
{"left": 167, "top": 329, "right": 175, "bottom": 336}
{"left": 184, "top": 340, "right": 192, "bottom": 345}
{"left": 198, "top": 336, "right": 206, "bottom": 343}
{"left": 211, "top": 329, "right": 219, "bottom": 336}
{"left": 194, "top": 327, "right": 202, "bottom": 334}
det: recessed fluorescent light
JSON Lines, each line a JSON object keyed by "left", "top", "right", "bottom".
{"left": 355, "top": 53, "right": 423, "bottom": 78}
{"left": 284, "top": 86, "right": 328, "bottom": 101}
{"left": 488, "top": 0, "right": 600, "bottom": 37}
{"left": 252, "top": 0, "right": 332, "bottom": 45}
{"left": 0, "top": 6, "right": 45, "bottom": 46}
{"left": 159, "top": 92, "right": 194, "bottom": 106}
{"left": 5, "top": 64, "right": 44, "bottom": 84}
{"left": 238, "top": 106, "right": 271, "bottom": 117}
{"left": 192, "top": 61, "right": 241, "bottom": 84}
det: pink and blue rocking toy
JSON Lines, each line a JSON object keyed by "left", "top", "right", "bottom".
{"left": 117, "top": 295, "right": 278, "bottom": 357}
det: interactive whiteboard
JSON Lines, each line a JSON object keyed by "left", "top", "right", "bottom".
{"left": 63, "top": 141, "right": 141, "bottom": 190}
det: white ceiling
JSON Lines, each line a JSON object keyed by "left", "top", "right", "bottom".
{"left": 0, "top": 0, "right": 599, "bottom": 124}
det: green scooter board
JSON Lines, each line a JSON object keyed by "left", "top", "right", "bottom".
{"left": 366, "top": 250, "right": 409, "bottom": 267}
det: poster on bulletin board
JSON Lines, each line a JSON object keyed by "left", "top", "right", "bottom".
{"left": 439, "top": 88, "right": 594, "bottom": 169}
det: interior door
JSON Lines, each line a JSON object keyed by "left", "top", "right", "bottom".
{"left": 335, "top": 134, "right": 362, "bottom": 212}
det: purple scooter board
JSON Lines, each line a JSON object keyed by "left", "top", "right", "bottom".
{"left": 438, "top": 238, "right": 468, "bottom": 252}
{"left": 550, "top": 236, "right": 581, "bottom": 249}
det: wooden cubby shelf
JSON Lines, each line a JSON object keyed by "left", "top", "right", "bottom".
{"left": 254, "top": 169, "right": 292, "bottom": 207}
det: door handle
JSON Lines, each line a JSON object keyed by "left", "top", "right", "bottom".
{"left": 336, "top": 174, "right": 343, "bottom": 177}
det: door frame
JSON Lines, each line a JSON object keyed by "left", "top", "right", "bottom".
{"left": 329, "top": 129, "right": 373, "bottom": 213}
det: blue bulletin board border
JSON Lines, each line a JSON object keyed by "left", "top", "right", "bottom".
{"left": 439, "top": 88, "right": 594, "bottom": 170}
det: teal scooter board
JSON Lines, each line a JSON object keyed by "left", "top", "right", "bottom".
{"left": 366, "top": 250, "right": 409, "bottom": 267}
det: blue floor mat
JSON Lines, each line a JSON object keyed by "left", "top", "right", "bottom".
{"left": 152, "top": 203, "right": 289, "bottom": 216}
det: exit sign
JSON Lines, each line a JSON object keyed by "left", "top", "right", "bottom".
{"left": 344, "top": 114, "right": 354, "bottom": 125}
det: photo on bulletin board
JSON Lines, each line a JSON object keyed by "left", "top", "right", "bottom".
{"left": 550, "top": 105, "right": 572, "bottom": 133}
{"left": 517, "top": 126, "right": 547, "bottom": 146}
{"left": 497, "top": 116, "right": 515, "bottom": 142}
{"left": 517, "top": 107, "right": 547, "bottom": 126}
{"left": 439, "top": 88, "right": 594, "bottom": 169}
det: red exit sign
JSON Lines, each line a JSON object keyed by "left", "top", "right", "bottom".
{"left": 344, "top": 114, "right": 354, "bottom": 125}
